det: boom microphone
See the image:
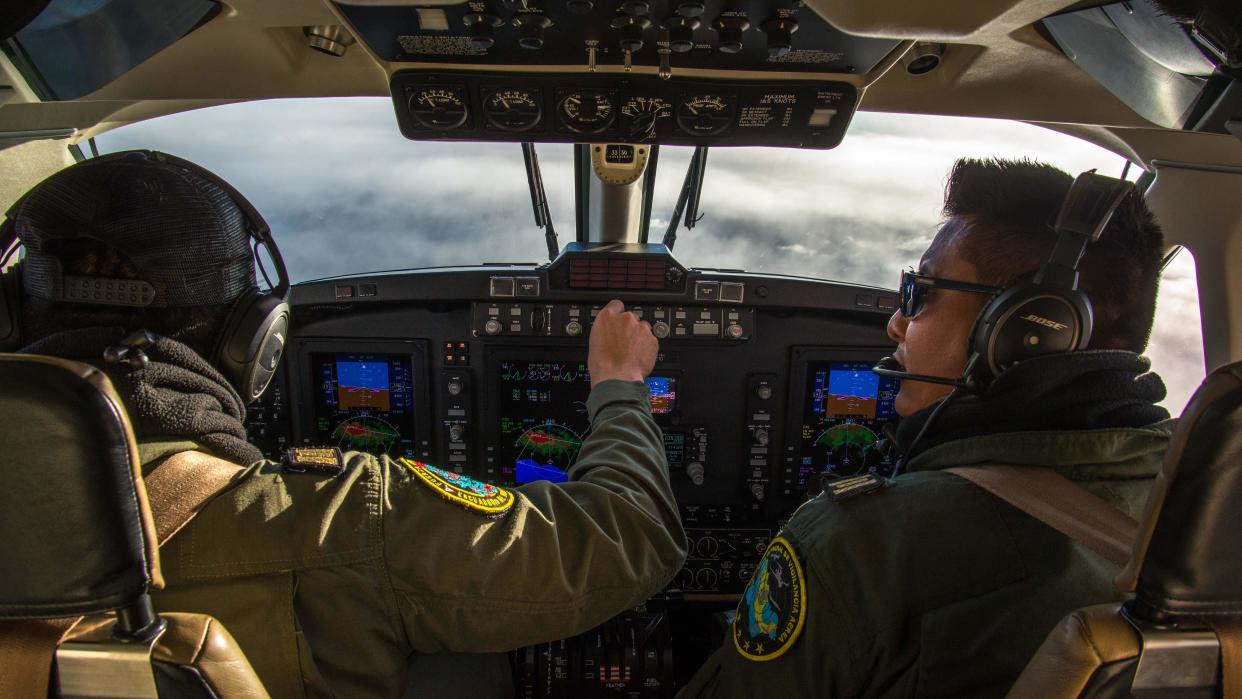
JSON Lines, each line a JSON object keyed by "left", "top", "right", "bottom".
{"left": 872, "top": 356, "right": 977, "bottom": 391}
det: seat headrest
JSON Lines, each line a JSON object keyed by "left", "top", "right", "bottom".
{"left": 0, "top": 354, "right": 162, "bottom": 619}
{"left": 1122, "top": 360, "right": 1242, "bottom": 621}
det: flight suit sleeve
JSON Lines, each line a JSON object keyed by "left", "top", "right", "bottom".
{"left": 382, "top": 379, "right": 687, "bottom": 653}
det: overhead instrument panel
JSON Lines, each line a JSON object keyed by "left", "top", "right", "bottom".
{"left": 337, "top": 0, "right": 901, "bottom": 75}
{"left": 391, "top": 71, "right": 858, "bottom": 148}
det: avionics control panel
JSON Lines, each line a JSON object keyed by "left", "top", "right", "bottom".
{"left": 392, "top": 71, "right": 858, "bottom": 148}
{"left": 245, "top": 260, "right": 900, "bottom": 696}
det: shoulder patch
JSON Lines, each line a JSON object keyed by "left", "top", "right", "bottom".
{"left": 399, "top": 458, "right": 515, "bottom": 516}
{"left": 282, "top": 447, "right": 346, "bottom": 475}
{"left": 733, "top": 536, "right": 807, "bottom": 662}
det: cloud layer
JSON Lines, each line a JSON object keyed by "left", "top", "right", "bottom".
{"left": 97, "top": 97, "right": 1206, "bottom": 411}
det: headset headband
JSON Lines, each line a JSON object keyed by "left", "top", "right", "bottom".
{"left": 1035, "top": 171, "right": 1135, "bottom": 289}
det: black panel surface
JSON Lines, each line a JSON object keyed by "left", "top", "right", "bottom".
{"left": 339, "top": 0, "right": 900, "bottom": 74}
{"left": 391, "top": 70, "right": 857, "bottom": 147}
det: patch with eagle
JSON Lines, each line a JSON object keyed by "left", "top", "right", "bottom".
{"left": 733, "top": 536, "right": 806, "bottom": 661}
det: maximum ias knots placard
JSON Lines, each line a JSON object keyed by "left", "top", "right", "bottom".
{"left": 733, "top": 536, "right": 806, "bottom": 661}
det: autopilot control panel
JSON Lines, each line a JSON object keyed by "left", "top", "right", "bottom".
{"left": 244, "top": 247, "right": 901, "bottom": 695}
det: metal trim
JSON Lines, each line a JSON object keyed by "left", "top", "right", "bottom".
{"left": 57, "top": 622, "right": 167, "bottom": 699}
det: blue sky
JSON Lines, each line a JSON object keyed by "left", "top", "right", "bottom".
{"left": 96, "top": 97, "right": 1206, "bottom": 411}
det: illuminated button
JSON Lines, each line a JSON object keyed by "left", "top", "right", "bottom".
{"left": 694, "top": 281, "right": 719, "bottom": 301}
{"left": 855, "top": 294, "right": 875, "bottom": 308}
{"left": 358, "top": 283, "right": 378, "bottom": 297}
{"left": 335, "top": 285, "right": 354, "bottom": 299}
{"left": 877, "top": 296, "right": 897, "bottom": 311}
{"left": 515, "top": 277, "right": 540, "bottom": 296}
{"left": 726, "top": 324, "right": 744, "bottom": 340}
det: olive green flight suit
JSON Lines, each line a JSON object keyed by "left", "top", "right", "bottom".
{"left": 679, "top": 421, "right": 1175, "bottom": 698}
{"left": 145, "top": 380, "right": 686, "bottom": 698}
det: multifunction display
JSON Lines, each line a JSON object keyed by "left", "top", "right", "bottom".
{"left": 312, "top": 353, "right": 418, "bottom": 457}
{"left": 795, "top": 361, "right": 898, "bottom": 487}
{"left": 493, "top": 359, "right": 680, "bottom": 484}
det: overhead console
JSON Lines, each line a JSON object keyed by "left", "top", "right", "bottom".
{"left": 337, "top": 0, "right": 901, "bottom": 75}
{"left": 390, "top": 70, "right": 857, "bottom": 147}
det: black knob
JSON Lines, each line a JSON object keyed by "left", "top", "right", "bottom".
{"left": 761, "top": 17, "right": 798, "bottom": 57}
{"left": 566, "top": 0, "right": 593, "bottom": 14}
{"left": 665, "top": 16, "right": 700, "bottom": 53}
{"left": 714, "top": 16, "right": 749, "bottom": 54}
{"left": 677, "top": 1, "right": 705, "bottom": 17}
{"left": 513, "top": 14, "right": 552, "bottom": 50}
{"left": 620, "top": 0, "right": 650, "bottom": 16}
{"left": 611, "top": 15, "right": 651, "bottom": 53}
{"left": 463, "top": 13, "right": 502, "bottom": 50}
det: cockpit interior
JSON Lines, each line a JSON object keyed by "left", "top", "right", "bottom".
{"left": 1, "top": 0, "right": 1241, "bottom": 695}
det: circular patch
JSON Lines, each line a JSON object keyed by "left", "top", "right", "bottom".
{"left": 733, "top": 536, "right": 806, "bottom": 662}
{"left": 400, "top": 458, "right": 515, "bottom": 516}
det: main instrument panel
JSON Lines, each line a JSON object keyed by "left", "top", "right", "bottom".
{"left": 246, "top": 248, "right": 900, "bottom": 695}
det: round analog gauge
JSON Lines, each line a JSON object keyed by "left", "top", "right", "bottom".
{"left": 408, "top": 87, "right": 468, "bottom": 131}
{"left": 621, "top": 96, "right": 672, "bottom": 141}
{"left": 483, "top": 89, "right": 542, "bottom": 132}
{"left": 558, "top": 91, "right": 615, "bottom": 133}
{"left": 676, "top": 95, "right": 735, "bottom": 136}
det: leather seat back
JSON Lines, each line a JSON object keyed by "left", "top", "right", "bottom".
{"left": 0, "top": 353, "right": 267, "bottom": 697}
{"left": 1010, "top": 360, "right": 1242, "bottom": 698}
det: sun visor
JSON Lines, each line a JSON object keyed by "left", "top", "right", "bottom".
{"left": 1039, "top": 0, "right": 1241, "bottom": 137}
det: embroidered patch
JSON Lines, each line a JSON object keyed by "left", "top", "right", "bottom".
{"left": 400, "top": 458, "right": 515, "bottom": 515}
{"left": 733, "top": 536, "right": 806, "bottom": 662}
{"left": 824, "top": 472, "right": 888, "bottom": 501}
{"left": 282, "top": 447, "right": 346, "bottom": 475}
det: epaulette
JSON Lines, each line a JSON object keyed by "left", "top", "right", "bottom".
{"left": 281, "top": 446, "right": 346, "bottom": 476}
{"left": 822, "top": 472, "right": 889, "bottom": 501}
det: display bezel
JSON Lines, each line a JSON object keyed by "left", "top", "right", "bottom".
{"left": 291, "top": 338, "right": 432, "bottom": 461}
{"left": 783, "top": 346, "right": 901, "bottom": 493}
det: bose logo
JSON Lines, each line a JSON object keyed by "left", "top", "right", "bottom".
{"left": 1020, "top": 314, "right": 1068, "bottom": 331}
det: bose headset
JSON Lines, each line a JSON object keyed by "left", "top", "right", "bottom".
{"left": 0, "top": 150, "right": 290, "bottom": 403}
{"left": 875, "top": 170, "right": 1136, "bottom": 391}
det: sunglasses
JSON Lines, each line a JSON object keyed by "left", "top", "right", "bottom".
{"left": 899, "top": 269, "right": 1002, "bottom": 318}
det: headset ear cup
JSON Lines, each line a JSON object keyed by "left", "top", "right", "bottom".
{"left": 0, "top": 264, "right": 19, "bottom": 351}
{"left": 972, "top": 282, "right": 1092, "bottom": 379}
{"left": 215, "top": 291, "right": 289, "bottom": 403}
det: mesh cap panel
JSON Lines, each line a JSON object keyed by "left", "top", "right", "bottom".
{"left": 13, "top": 152, "right": 257, "bottom": 308}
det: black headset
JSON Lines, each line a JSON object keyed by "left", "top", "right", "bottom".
{"left": 0, "top": 150, "right": 290, "bottom": 403}
{"left": 875, "top": 170, "right": 1136, "bottom": 391}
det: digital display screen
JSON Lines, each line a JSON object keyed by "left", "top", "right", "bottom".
{"left": 312, "top": 353, "right": 417, "bottom": 457}
{"left": 494, "top": 360, "right": 680, "bottom": 483}
{"left": 797, "top": 361, "right": 899, "bottom": 485}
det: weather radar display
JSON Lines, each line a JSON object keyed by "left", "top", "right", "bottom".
{"left": 495, "top": 360, "right": 678, "bottom": 484}
{"left": 797, "top": 361, "right": 899, "bottom": 484}
{"left": 313, "top": 353, "right": 417, "bottom": 456}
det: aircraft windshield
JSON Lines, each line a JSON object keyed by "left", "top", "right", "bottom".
{"left": 93, "top": 97, "right": 1205, "bottom": 412}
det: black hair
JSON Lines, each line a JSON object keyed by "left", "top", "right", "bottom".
{"left": 18, "top": 238, "right": 233, "bottom": 357}
{"left": 940, "top": 158, "right": 1165, "bottom": 353}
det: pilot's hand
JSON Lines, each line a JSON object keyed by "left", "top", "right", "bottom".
{"left": 589, "top": 299, "right": 658, "bottom": 387}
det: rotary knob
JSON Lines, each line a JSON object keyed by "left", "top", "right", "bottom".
{"left": 447, "top": 379, "right": 464, "bottom": 395}
{"left": 696, "top": 568, "right": 719, "bottom": 588}
{"left": 698, "top": 536, "right": 719, "bottom": 557}
{"left": 665, "top": 16, "right": 700, "bottom": 53}
{"left": 754, "top": 428, "right": 769, "bottom": 446}
{"left": 755, "top": 383, "right": 772, "bottom": 400}
{"left": 565, "top": 320, "right": 584, "bottom": 337}
{"left": 714, "top": 16, "right": 750, "bottom": 54}
{"left": 652, "top": 320, "right": 671, "bottom": 339}
{"left": 484, "top": 319, "right": 502, "bottom": 335}
{"left": 686, "top": 461, "right": 705, "bottom": 485}
{"left": 761, "top": 17, "right": 798, "bottom": 57}
{"left": 611, "top": 15, "right": 651, "bottom": 53}
{"left": 726, "top": 323, "right": 744, "bottom": 340}
{"left": 513, "top": 14, "right": 552, "bottom": 50}
{"left": 749, "top": 482, "right": 766, "bottom": 501}
{"left": 448, "top": 424, "right": 465, "bottom": 442}
{"left": 566, "top": 0, "right": 594, "bottom": 14}
{"left": 463, "top": 13, "right": 503, "bottom": 50}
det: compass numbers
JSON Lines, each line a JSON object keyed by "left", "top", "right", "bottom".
{"left": 677, "top": 94, "right": 735, "bottom": 136}
{"left": 622, "top": 96, "right": 672, "bottom": 141}
{"left": 408, "top": 86, "right": 469, "bottom": 131}
{"left": 483, "top": 88, "right": 542, "bottom": 132}
{"left": 558, "top": 91, "right": 615, "bottom": 133}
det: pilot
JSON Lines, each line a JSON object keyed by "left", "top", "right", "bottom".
{"left": 679, "top": 158, "right": 1175, "bottom": 697}
{"left": 4, "top": 150, "right": 686, "bottom": 697}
